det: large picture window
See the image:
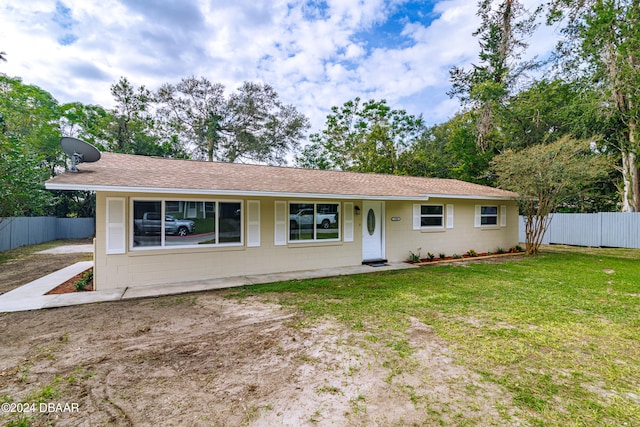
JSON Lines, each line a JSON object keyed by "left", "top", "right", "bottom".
{"left": 132, "top": 199, "right": 242, "bottom": 248}
{"left": 420, "top": 205, "right": 444, "bottom": 228}
{"left": 289, "top": 202, "right": 340, "bottom": 242}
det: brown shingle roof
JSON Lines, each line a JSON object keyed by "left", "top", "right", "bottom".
{"left": 46, "top": 152, "right": 517, "bottom": 200}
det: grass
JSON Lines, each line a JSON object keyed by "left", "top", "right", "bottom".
{"left": 0, "top": 240, "right": 72, "bottom": 265}
{"left": 228, "top": 246, "right": 640, "bottom": 426}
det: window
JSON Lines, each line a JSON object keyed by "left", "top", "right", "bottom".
{"left": 218, "top": 202, "right": 241, "bottom": 243}
{"left": 289, "top": 202, "right": 340, "bottom": 242}
{"left": 480, "top": 206, "right": 498, "bottom": 226}
{"left": 413, "top": 204, "right": 452, "bottom": 230}
{"left": 166, "top": 201, "right": 180, "bottom": 213}
{"left": 420, "top": 205, "right": 444, "bottom": 228}
{"left": 132, "top": 199, "right": 242, "bottom": 248}
{"left": 133, "top": 201, "right": 162, "bottom": 247}
{"left": 164, "top": 201, "right": 215, "bottom": 247}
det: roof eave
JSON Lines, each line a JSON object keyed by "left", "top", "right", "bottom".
{"left": 46, "top": 183, "right": 516, "bottom": 201}
{"left": 423, "top": 193, "right": 517, "bottom": 201}
{"left": 46, "top": 182, "right": 434, "bottom": 201}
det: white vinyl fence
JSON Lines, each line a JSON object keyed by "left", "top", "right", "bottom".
{"left": 0, "top": 217, "right": 95, "bottom": 252}
{"left": 519, "top": 213, "right": 640, "bottom": 248}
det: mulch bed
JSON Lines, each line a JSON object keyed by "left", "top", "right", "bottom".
{"left": 408, "top": 251, "right": 525, "bottom": 266}
{"left": 45, "top": 268, "right": 94, "bottom": 294}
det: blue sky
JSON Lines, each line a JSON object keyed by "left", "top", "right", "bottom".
{"left": 0, "top": 0, "right": 556, "bottom": 132}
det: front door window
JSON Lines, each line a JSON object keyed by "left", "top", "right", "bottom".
{"left": 367, "top": 209, "right": 375, "bottom": 236}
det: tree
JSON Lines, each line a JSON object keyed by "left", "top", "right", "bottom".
{"left": 399, "top": 112, "right": 492, "bottom": 183}
{"left": 493, "top": 136, "right": 611, "bottom": 254}
{"left": 59, "top": 102, "right": 111, "bottom": 148}
{"left": 46, "top": 190, "right": 96, "bottom": 218}
{"left": 548, "top": 0, "right": 640, "bottom": 211}
{"left": 497, "top": 79, "right": 604, "bottom": 150}
{"left": 449, "top": 0, "right": 539, "bottom": 151}
{"left": 157, "top": 77, "right": 309, "bottom": 164}
{"left": 0, "top": 139, "right": 52, "bottom": 221}
{"left": 295, "top": 142, "right": 334, "bottom": 170}
{"left": 0, "top": 75, "right": 62, "bottom": 175}
{"left": 101, "top": 77, "right": 189, "bottom": 158}
{"left": 108, "top": 77, "right": 155, "bottom": 154}
{"left": 299, "top": 98, "right": 425, "bottom": 174}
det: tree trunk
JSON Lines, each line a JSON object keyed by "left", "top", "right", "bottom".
{"left": 525, "top": 211, "right": 553, "bottom": 255}
{"left": 620, "top": 119, "right": 640, "bottom": 212}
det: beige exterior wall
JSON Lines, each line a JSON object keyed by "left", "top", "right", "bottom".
{"left": 95, "top": 192, "right": 364, "bottom": 290}
{"left": 384, "top": 198, "right": 519, "bottom": 262}
{"left": 95, "top": 192, "right": 519, "bottom": 290}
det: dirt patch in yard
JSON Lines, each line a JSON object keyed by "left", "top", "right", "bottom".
{"left": 0, "top": 292, "right": 520, "bottom": 426}
{"left": 0, "top": 239, "right": 93, "bottom": 296}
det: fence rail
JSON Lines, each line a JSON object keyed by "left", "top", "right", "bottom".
{"left": 519, "top": 212, "right": 640, "bottom": 249}
{"left": 0, "top": 217, "right": 95, "bottom": 252}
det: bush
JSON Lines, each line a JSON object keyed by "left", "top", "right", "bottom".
{"left": 74, "top": 270, "right": 93, "bottom": 292}
{"left": 408, "top": 250, "right": 421, "bottom": 263}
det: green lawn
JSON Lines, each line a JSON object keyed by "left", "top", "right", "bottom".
{"left": 229, "top": 246, "right": 640, "bottom": 426}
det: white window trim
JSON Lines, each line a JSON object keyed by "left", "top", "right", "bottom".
{"left": 130, "top": 198, "right": 244, "bottom": 250}
{"left": 475, "top": 204, "right": 500, "bottom": 228}
{"left": 288, "top": 201, "right": 341, "bottom": 243}
{"left": 413, "top": 204, "right": 445, "bottom": 230}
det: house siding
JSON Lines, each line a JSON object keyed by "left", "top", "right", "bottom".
{"left": 385, "top": 199, "right": 519, "bottom": 261}
{"left": 95, "top": 193, "right": 363, "bottom": 290}
{"left": 94, "top": 193, "right": 519, "bottom": 291}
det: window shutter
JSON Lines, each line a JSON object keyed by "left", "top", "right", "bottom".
{"left": 413, "top": 204, "right": 421, "bottom": 230}
{"left": 343, "top": 202, "right": 354, "bottom": 242}
{"left": 247, "top": 200, "right": 260, "bottom": 247}
{"left": 274, "top": 201, "right": 286, "bottom": 246}
{"left": 500, "top": 205, "right": 507, "bottom": 227}
{"left": 106, "top": 197, "right": 126, "bottom": 254}
{"left": 474, "top": 205, "right": 481, "bottom": 228}
{"left": 446, "top": 204, "right": 454, "bottom": 229}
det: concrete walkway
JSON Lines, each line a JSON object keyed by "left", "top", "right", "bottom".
{"left": 36, "top": 244, "right": 94, "bottom": 254}
{"left": 0, "top": 261, "right": 416, "bottom": 313}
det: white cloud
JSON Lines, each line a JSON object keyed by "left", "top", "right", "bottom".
{"left": 0, "top": 0, "right": 555, "bottom": 133}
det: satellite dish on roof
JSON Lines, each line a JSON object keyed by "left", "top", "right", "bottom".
{"left": 60, "top": 137, "right": 101, "bottom": 172}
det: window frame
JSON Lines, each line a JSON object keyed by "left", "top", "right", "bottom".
{"left": 419, "top": 204, "right": 445, "bottom": 229}
{"left": 480, "top": 205, "right": 499, "bottom": 226}
{"left": 287, "top": 201, "right": 341, "bottom": 243}
{"left": 130, "top": 198, "right": 244, "bottom": 250}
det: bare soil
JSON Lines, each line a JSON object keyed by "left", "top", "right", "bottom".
{"left": 0, "top": 293, "right": 518, "bottom": 426}
{"left": 0, "top": 243, "right": 519, "bottom": 426}
{"left": 0, "top": 239, "right": 93, "bottom": 295}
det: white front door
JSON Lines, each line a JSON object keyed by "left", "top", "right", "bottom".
{"left": 362, "top": 201, "right": 384, "bottom": 262}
